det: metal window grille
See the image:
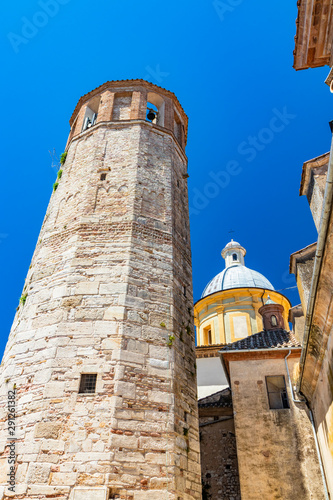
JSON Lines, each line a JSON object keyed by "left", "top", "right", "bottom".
{"left": 79, "top": 374, "right": 97, "bottom": 394}
{"left": 266, "top": 375, "right": 289, "bottom": 409}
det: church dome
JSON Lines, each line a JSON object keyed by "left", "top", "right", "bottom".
{"left": 201, "top": 240, "right": 275, "bottom": 298}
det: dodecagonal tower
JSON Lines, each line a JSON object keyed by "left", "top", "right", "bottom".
{"left": 0, "top": 80, "right": 201, "bottom": 500}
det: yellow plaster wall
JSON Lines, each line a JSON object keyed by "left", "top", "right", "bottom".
{"left": 194, "top": 289, "right": 291, "bottom": 347}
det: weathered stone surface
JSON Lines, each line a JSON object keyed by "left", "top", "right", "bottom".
{"left": 34, "top": 422, "right": 62, "bottom": 439}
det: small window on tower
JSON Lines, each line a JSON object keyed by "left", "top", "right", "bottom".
{"left": 266, "top": 375, "right": 289, "bottom": 409}
{"left": 233, "top": 253, "right": 238, "bottom": 261}
{"left": 79, "top": 374, "right": 97, "bottom": 394}
{"left": 100, "top": 173, "right": 106, "bottom": 181}
{"left": 270, "top": 315, "right": 278, "bottom": 327}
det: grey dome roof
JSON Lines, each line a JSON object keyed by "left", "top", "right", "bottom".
{"left": 201, "top": 264, "right": 275, "bottom": 298}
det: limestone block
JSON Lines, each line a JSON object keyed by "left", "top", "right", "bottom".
{"left": 4, "top": 484, "right": 27, "bottom": 497}
{"left": 128, "top": 339, "right": 149, "bottom": 354}
{"left": 145, "top": 452, "right": 168, "bottom": 465}
{"left": 18, "top": 392, "right": 33, "bottom": 406}
{"left": 112, "top": 349, "right": 144, "bottom": 365}
{"left": 142, "top": 325, "right": 168, "bottom": 342}
{"left": 82, "top": 439, "right": 92, "bottom": 452}
{"left": 31, "top": 310, "right": 63, "bottom": 328}
{"left": 113, "top": 451, "right": 145, "bottom": 463}
{"left": 43, "top": 382, "right": 65, "bottom": 398}
{"left": 114, "top": 381, "right": 136, "bottom": 399}
{"left": 149, "top": 358, "right": 169, "bottom": 369}
{"left": 149, "top": 313, "right": 171, "bottom": 329}
{"left": 40, "top": 439, "right": 65, "bottom": 452}
{"left": 72, "top": 487, "right": 109, "bottom": 500}
{"left": 101, "top": 338, "right": 119, "bottom": 350}
{"left": 139, "top": 436, "right": 170, "bottom": 451}
{"left": 0, "top": 440, "right": 6, "bottom": 454}
{"left": 148, "top": 390, "right": 173, "bottom": 405}
{"left": 104, "top": 306, "right": 125, "bottom": 320}
{"left": 27, "top": 463, "right": 51, "bottom": 484}
{"left": 99, "top": 283, "right": 128, "bottom": 295}
{"left": 109, "top": 434, "right": 138, "bottom": 449}
{"left": 75, "top": 309, "right": 104, "bottom": 321}
{"left": 76, "top": 282, "right": 99, "bottom": 295}
{"left": 149, "top": 344, "right": 169, "bottom": 360}
{"left": 92, "top": 440, "right": 105, "bottom": 452}
{"left": 0, "top": 459, "right": 7, "bottom": 483}
{"left": 134, "top": 491, "right": 173, "bottom": 499}
{"left": 17, "top": 440, "right": 41, "bottom": 455}
{"left": 74, "top": 452, "right": 112, "bottom": 462}
{"left": 50, "top": 472, "right": 77, "bottom": 485}
{"left": 120, "top": 473, "right": 137, "bottom": 486}
{"left": 94, "top": 320, "right": 119, "bottom": 336}
{"left": 150, "top": 476, "right": 172, "bottom": 489}
{"left": 28, "top": 485, "right": 70, "bottom": 495}
{"left": 52, "top": 285, "right": 68, "bottom": 298}
{"left": 34, "top": 422, "right": 61, "bottom": 439}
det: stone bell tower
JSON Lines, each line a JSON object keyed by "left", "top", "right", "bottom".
{"left": 0, "top": 80, "right": 201, "bottom": 500}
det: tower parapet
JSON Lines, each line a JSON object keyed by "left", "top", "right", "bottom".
{"left": 66, "top": 79, "right": 188, "bottom": 151}
{"left": 0, "top": 80, "right": 201, "bottom": 499}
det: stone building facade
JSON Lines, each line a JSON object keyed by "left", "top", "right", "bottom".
{"left": 220, "top": 328, "right": 326, "bottom": 500}
{"left": 0, "top": 80, "right": 201, "bottom": 500}
{"left": 291, "top": 5, "right": 333, "bottom": 496}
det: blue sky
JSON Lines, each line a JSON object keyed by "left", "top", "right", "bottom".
{"left": 1, "top": 0, "right": 331, "bottom": 356}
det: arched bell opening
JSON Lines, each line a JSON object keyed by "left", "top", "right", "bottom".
{"left": 82, "top": 95, "right": 100, "bottom": 132}
{"left": 146, "top": 92, "right": 165, "bottom": 127}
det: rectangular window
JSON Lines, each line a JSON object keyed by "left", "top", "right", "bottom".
{"left": 203, "top": 326, "right": 212, "bottom": 345}
{"left": 266, "top": 375, "right": 289, "bottom": 409}
{"left": 79, "top": 374, "right": 97, "bottom": 394}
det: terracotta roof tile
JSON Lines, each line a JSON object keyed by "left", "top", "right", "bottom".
{"left": 198, "top": 388, "right": 232, "bottom": 408}
{"left": 220, "top": 329, "right": 301, "bottom": 352}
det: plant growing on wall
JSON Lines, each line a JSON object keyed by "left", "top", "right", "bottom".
{"left": 19, "top": 293, "right": 27, "bottom": 306}
{"left": 60, "top": 151, "right": 67, "bottom": 165}
{"left": 167, "top": 335, "right": 175, "bottom": 347}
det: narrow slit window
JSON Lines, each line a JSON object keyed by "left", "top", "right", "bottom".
{"left": 233, "top": 253, "right": 238, "bottom": 261}
{"left": 266, "top": 375, "right": 289, "bottom": 409}
{"left": 79, "top": 374, "right": 97, "bottom": 394}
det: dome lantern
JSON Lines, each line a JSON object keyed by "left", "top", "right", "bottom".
{"left": 221, "top": 239, "right": 246, "bottom": 268}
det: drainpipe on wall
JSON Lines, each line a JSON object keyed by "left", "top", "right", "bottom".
{"left": 297, "top": 121, "right": 333, "bottom": 393}
{"left": 284, "top": 350, "right": 329, "bottom": 500}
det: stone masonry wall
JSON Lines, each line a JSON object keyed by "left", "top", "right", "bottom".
{"left": 0, "top": 83, "right": 201, "bottom": 500}
{"left": 200, "top": 418, "right": 240, "bottom": 500}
